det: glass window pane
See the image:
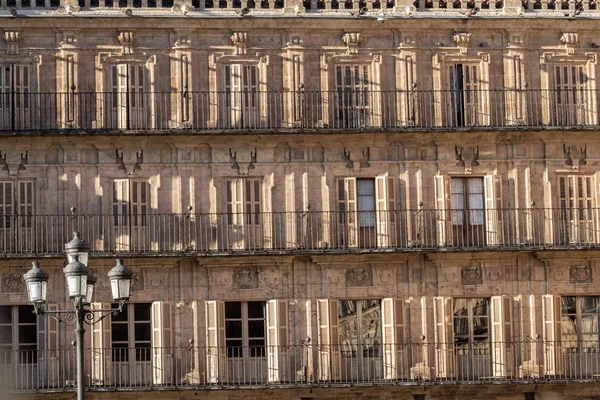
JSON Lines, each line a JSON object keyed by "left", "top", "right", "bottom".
{"left": 561, "top": 315, "right": 578, "bottom": 346}
{"left": 134, "top": 323, "right": 151, "bottom": 342}
{"left": 562, "top": 296, "right": 577, "bottom": 314}
{"left": 18, "top": 306, "right": 36, "bottom": 324}
{"left": 248, "top": 320, "right": 264, "bottom": 338}
{"left": 247, "top": 301, "right": 264, "bottom": 319}
{"left": 472, "top": 298, "right": 489, "bottom": 317}
{"left": 0, "top": 326, "right": 12, "bottom": 345}
{"left": 225, "top": 302, "right": 242, "bottom": 319}
{"left": 134, "top": 304, "right": 151, "bottom": 321}
{"left": 111, "top": 324, "right": 129, "bottom": 342}
{"left": 111, "top": 304, "right": 128, "bottom": 321}
{"left": 472, "top": 317, "right": 489, "bottom": 337}
{"left": 18, "top": 326, "right": 37, "bottom": 345}
{"left": 453, "top": 298, "right": 468, "bottom": 317}
{"left": 581, "top": 297, "right": 598, "bottom": 314}
{"left": 0, "top": 307, "right": 11, "bottom": 324}
{"left": 225, "top": 320, "right": 242, "bottom": 339}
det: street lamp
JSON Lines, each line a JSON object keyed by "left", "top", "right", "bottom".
{"left": 23, "top": 232, "right": 133, "bottom": 400}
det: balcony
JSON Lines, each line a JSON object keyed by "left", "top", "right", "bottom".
{"left": 1, "top": 208, "right": 599, "bottom": 256}
{"left": 0, "top": 89, "right": 597, "bottom": 134}
{"left": 2, "top": 340, "right": 599, "bottom": 392}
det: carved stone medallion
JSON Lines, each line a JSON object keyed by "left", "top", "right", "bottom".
{"left": 570, "top": 265, "right": 592, "bottom": 284}
{"left": 461, "top": 264, "right": 482, "bottom": 285}
{"left": 2, "top": 273, "right": 24, "bottom": 293}
{"left": 346, "top": 267, "right": 373, "bottom": 287}
{"left": 233, "top": 268, "right": 258, "bottom": 289}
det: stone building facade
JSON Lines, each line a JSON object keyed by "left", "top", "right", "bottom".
{"left": 1, "top": 1, "right": 600, "bottom": 399}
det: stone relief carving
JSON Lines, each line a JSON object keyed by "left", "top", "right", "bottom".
{"left": 346, "top": 266, "right": 373, "bottom": 287}
{"left": 564, "top": 144, "right": 587, "bottom": 169}
{"left": 342, "top": 32, "right": 361, "bottom": 54}
{"left": 570, "top": 265, "right": 592, "bottom": 284}
{"left": 229, "top": 148, "right": 257, "bottom": 175}
{"left": 2, "top": 273, "right": 24, "bottom": 293}
{"left": 0, "top": 150, "right": 27, "bottom": 176}
{"left": 455, "top": 146, "right": 480, "bottom": 173}
{"left": 116, "top": 148, "right": 143, "bottom": 175}
{"left": 118, "top": 32, "right": 134, "bottom": 55}
{"left": 4, "top": 31, "right": 19, "bottom": 55}
{"left": 453, "top": 33, "right": 471, "bottom": 54}
{"left": 461, "top": 264, "right": 482, "bottom": 285}
{"left": 231, "top": 32, "right": 248, "bottom": 55}
{"left": 342, "top": 147, "right": 370, "bottom": 171}
{"left": 130, "top": 272, "right": 144, "bottom": 291}
{"left": 233, "top": 268, "right": 258, "bottom": 289}
{"left": 560, "top": 32, "right": 579, "bottom": 50}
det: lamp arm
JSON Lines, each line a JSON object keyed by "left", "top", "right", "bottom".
{"left": 30, "top": 304, "right": 78, "bottom": 326}
{"left": 82, "top": 299, "right": 127, "bottom": 326}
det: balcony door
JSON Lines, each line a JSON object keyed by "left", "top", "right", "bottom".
{"left": 334, "top": 65, "right": 371, "bottom": 129}
{"left": 112, "top": 179, "right": 150, "bottom": 252}
{"left": 0, "top": 181, "right": 34, "bottom": 254}
{"left": 225, "top": 64, "right": 260, "bottom": 129}
{"left": 561, "top": 296, "right": 600, "bottom": 378}
{"left": 552, "top": 65, "right": 591, "bottom": 126}
{"left": 225, "top": 179, "right": 263, "bottom": 250}
{"left": 447, "top": 64, "right": 482, "bottom": 127}
{"left": 111, "top": 64, "right": 147, "bottom": 130}
{"left": 0, "top": 64, "right": 31, "bottom": 131}
{"left": 558, "top": 176, "right": 596, "bottom": 245}
{"left": 0, "top": 305, "right": 39, "bottom": 390}
{"left": 453, "top": 298, "right": 492, "bottom": 380}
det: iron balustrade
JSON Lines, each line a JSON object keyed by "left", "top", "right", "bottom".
{"left": 1, "top": 208, "right": 600, "bottom": 256}
{"left": 0, "top": 89, "right": 598, "bottom": 132}
{"left": 2, "top": 341, "right": 600, "bottom": 391}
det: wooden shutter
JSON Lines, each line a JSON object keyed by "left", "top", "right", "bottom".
{"left": 89, "top": 302, "right": 111, "bottom": 385}
{"left": 113, "top": 179, "right": 130, "bottom": 251}
{"left": 205, "top": 300, "right": 225, "bottom": 383}
{"left": 491, "top": 296, "right": 514, "bottom": 377}
{"left": 14, "top": 65, "right": 30, "bottom": 130}
{"left": 337, "top": 178, "right": 358, "bottom": 248}
{"left": 227, "top": 64, "right": 243, "bottom": 128}
{"left": 0, "top": 65, "right": 11, "bottom": 130}
{"left": 0, "top": 182, "right": 13, "bottom": 250}
{"left": 433, "top": 297, "right": 454, "bottom": 378}
{"left": 381, "top": 298, "right": 406, "bottom": 380}
{"left": 151, "top": 301, "right": 173, "bottom": 385}
{"left": 46, "top": 303, "right": 60, "bottom": 387}
{"left": 226, "top": 179, "right": 244, "bottom": 250}
{"left": 434, "top": 175, "right": 447, "bottom": 247}
{"left": 113, "top": 64, "right": 128, "bottom": 129}
{"left": 542, "top": 295, "right": 563, "bottom": 376}
{"left": 484, "top": 175, "right": 502, "bottom": 246}
{"left": 376, "top": 177, "right": 396, "bottom": 248}
{"left": 128, "top": 64, "right": 146, "bottom": 129}
{"left": 266, "top": 300, "right": 289, "bottom": 383}
{"left": 316, "top": 299, "right": 340, "bottom": 381}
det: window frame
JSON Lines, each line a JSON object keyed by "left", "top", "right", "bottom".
{"left": 110, "top": 302, "right": 152, "bottom": 363}
{"left": 0, "top": 305, "right": 39, "bottom": 365}
{"left": 224, "top": 301, "right": 266, "bottom": 359}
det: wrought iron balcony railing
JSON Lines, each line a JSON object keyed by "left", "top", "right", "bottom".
{"left": 2, "top": 340, "right": 599, "bottom": 392}
{"left": 1, "top": 208, "right": 600, "bottom": 256}
{"left": 0, "top": 89, "right": 598, "bottom": 133}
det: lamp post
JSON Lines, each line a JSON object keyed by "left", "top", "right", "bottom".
{"left": 23, "top": 232, "right": 133, "bottom": 400}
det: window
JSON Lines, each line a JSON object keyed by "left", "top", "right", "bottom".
{"left": 111, "top": 303, "right": 151, "bottom": 362}
{"left": 0, "top": 64, "right": 31, "bottom": 130}
{"left": 226, "top": 179, "right": 261, "bottom": 227}
{"left": 0, "top": 181, "right": 34, "bottom": 229}
{"left": 336, "top": 177, "right": 397, "bottom": 248}
{"left": 224, "top": 64, "right": 260, "bottom": 129}
{"left": 561, "top": 296, "right": 598, "bottom": 350}
{"left": 334, "top": 64, "right": 370, "bottom": 128}
{"left": 113, "top": 179, "right": 150, "bottom": 227}
{"left": 111, "top": 64, "right": 147, "bottom": 129}
{"left": 558, "top": 176, "right": 595, "bottom": 244}
{"left": 225, "top": 301, "right": 266, "bottom": 358}
{"left": 0, "top": 305, "right": 38, "bottom": 364}
{"left": 453, "top": 298, "right": 492, "bottom": 379}
{"left": 338, "top": 300, "right": 382, "bottom": 360}
{"left": 552, "top": 64, "right": 590, "bottom": 126}
{"left": 451, "top": 177, "right": 484, "bottom": 226}
{"left": 447, "top": 64, "right": 481, "bottom": 127}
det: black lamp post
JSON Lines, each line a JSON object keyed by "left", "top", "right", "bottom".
{"left": 23, "top": 232, "right": 133, "bottom": 400}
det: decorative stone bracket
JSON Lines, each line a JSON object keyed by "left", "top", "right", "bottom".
{"left": 342, "top": 147, "right": 370, "bottom": 171}
{"left": 4, "top": 31, "right": 19, "bottom": 55}
{"left": 116, "top": 148, "right": 143, "bottom": 175}
{"left": 229, "top": 148, "right": 257, "bottom": 175}
{"left": 564, "top": 144, "right": 586, "bottom": 170}
{"left": 453, "top": 33, "right": 471, "bottom": 54}
{"left": 118, "top": 32, "right": 134, "bottom": 55}
{"left": 231, "top": 32, "right": 248, "bottom": 55}
{"left": 0, "top": 150, "right": 27, "bottom": 176}
{"left": 342, "top": 32, "right": 361, "bottom": 55}
{"left": 561, "top": 32, "right": 579, "bottom": 55}
{"left": 455, "top": 146, "right": 480, "bottom": 173}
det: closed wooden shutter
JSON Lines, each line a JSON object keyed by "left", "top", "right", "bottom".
{"left": 491, "top": 296, "right": 514, "bottom": 377}
{"left": 434, "top": 176, "right": 447, "bottom": 247}
{"left": 113, "top": 64, "right": 128, "bottom": 129}
{"left": 151, "top": 301, "right": 173, "bottom": 385}
{"left": 205, "top": 300, "right": 225, "bottom": 383}
{"left": 46, "top": 304, "right": 60, "bottom": 387}
{"left": 89, "top": 302, "right": 112, "bottom": 385}
{"left": 266, "top": 299, "right": 289, "bottom": 382}
{"left": 316, "top": 299, "right": 340, "bottom": 381}
{"left": 484, "top": 175, "right": 502, "bottom": 246}
{"left": 0, "top": 182, "right": 13, "bottom": 251}
{"left": 433, "top": 297, "right": 454, "bottom": 378}
{"left": 337, "top": 178, "right": 358, "bottom": 248}
{"left": 113, "top": 179, "right": 130, "bottom": 251}
{"left": 542, "top": 295, "right": 563, "bottom": 376}
{"left": 375, "top": 177, "right": 397, "bottom": 248}
{"left": 0, "top": 64, "right": 11, "bottom": 130}
{"left": 381, "top": 298, "right": 406, "bottom": 380}
{"left": 14, "top": 65, "right": 30, "bottom": 130}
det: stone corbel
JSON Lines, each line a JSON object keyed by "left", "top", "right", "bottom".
{"left": 564, "top": 144, "right": 587, "bottom": 170}
{"left": 561, "top": 32, "right": 579, "bottom": 55}
{"left": 116, "top": 148, "right": 143, "bottom": 175}
{"left": 342, "top": 32, "right": 361, "bottom": 55}
{"left": 0, "top": 150, "right": 27, "bottom": 176}
{"left": 453, "top": 32, "right": 471, "bottom": 54}
{"left": 231, "top": 32, "right": 248, "bottom": 55}
{"left": 4, "top": 31, "right": 19, "bottom": 55}
{"left": 118, "top": 32, "right": 134, "bottom": 55}
{"left": 229, "top": 148, "right": 257, "bottom": 175}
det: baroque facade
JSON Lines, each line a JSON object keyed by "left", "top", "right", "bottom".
{"left": 1, "top": 1, "right": 600, "bottom": 399}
